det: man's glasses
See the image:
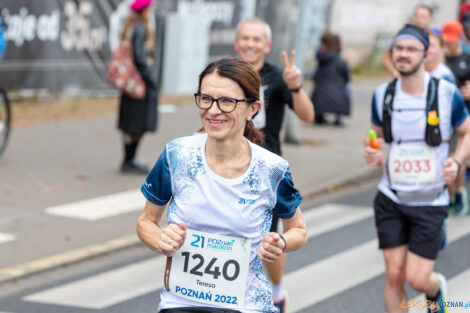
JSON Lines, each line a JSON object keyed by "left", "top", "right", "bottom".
{"left": 194, "top": 93, "right": 256, "bottom": 113}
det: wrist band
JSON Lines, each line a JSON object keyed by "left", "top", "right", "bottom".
{"left": 453, "top": 159, "right": 462, "bottom": 174}
{"left": 279, "top": 234, "right": 287, "bottom": 252}
{"left": 289, "top": 85, "right": 302, "bottom": 93}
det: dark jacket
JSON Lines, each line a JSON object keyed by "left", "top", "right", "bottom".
{"left": 118, "top": 21, "right": 158, "bottom": 134}
{"left": 311, "top": 50, "right": 350, "bottom": 116}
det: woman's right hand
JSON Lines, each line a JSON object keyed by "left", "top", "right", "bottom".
{"left": 159, "top": 223, "right": 186, "bottom": 257}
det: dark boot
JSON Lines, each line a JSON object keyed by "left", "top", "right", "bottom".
{"left": 333, "top": 115, "right": 344, "bottom": 127}
{"left": 121, "top": 141, "right": 149, "bottom": 174}
{"left": 314, "top": 114, "right": 326, "bottom": 125}
{"left": 121, "top": 159, "right": 149, "bottom": 174}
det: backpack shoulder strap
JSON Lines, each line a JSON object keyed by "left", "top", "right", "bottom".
{"left": 382, "top": 79, "right": 397, "bottom": 143}
{"left": 425, "top": 77, "right": 442, "bottom": 146}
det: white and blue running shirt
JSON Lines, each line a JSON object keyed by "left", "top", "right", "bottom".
{"left": 141, "top": 133, "right": 302, "bottom": 313}
{"left": 371, "top": 72, "right": 468, "bottom": 206}
{"left": 430, "top": 63, "right": 456, "bottom": 84}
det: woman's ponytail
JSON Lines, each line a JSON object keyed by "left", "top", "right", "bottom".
{"left": 243, "top": 120, "right": 265, "bottom": 146}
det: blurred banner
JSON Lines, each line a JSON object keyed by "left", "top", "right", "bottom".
{"left": 2, "top": 0, "right": 333, "bottom": 96}
{"left": 0, "top": 0, "right": 127, "bottom": 92}
{"left": 0, "top": 0, "right": 244, "bottom": 94}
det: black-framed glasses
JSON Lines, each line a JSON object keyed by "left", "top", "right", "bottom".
{"left": 194, "top": 93, "right": 256, "bottom": 113}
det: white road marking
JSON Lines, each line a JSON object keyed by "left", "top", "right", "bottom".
{"left": 45, "top": 189, "right": 144, "bottom": 221}
{"left": 288, "top": 215, "right": 470, "bottom": 312}
{"left": 302, "top": 204, "right": 373, "bottom": 237}
{"left": 0, "top": 233, "right": 15, "bottom": 244}
{"left": 24, "top": 208, "right": 470, "bottom": 312}
{"left": 25, "top": 204, "right": 372, "bottom": 308}
{"left": 23, "top": 257, "right": 166, "bottom": 309}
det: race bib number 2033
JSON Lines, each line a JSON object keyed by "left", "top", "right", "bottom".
{"left": 168, "top": 229, "right": 252, "bottom": 308}
{"left": 388, "top": 144, "right": 437, "bottom": 189}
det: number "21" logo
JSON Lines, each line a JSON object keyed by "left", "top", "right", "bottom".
{"left": 191, "top": 234, "right": 205, "bottom": 248}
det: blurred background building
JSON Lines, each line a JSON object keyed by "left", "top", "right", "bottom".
{"left": 0, "top": 0, "right": 461, "bottom": 97}
{"left": 330, "top": 0, "right": 460, "bottom": 69}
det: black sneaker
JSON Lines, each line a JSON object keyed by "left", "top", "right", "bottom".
{"left": 426, "top": 273, "right": 448, "bottom": 313}
{"left": 121, "top": 159, "right": 149, "bottom": 174}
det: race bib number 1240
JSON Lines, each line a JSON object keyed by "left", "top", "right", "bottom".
{"left": 168, "top": 229, "right": 252, "bottom": 308}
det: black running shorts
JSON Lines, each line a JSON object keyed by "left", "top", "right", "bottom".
{"left": 373, "top": 191, "right": 448, "bottom": 260}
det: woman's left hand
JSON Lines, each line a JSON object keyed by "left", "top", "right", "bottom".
{"left": 257, "top": 232, "right": 286, "bottom": 263}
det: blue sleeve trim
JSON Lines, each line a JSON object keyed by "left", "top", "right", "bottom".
{"left": 371, "top": 93, "right": 382, "bottom": 126}
{"left": 273, "top": 168, "right": 302, "bottom": 219}
{"left": 141, "top": 185, "right": 168, "bottom": 206}
{"left": 451, "top": 89, "right": 469, "bottom": 127}
{"left": 140, "top": 147, "right": 172, "bottom": 205}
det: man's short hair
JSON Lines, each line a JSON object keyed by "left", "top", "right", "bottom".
{"left": 415, "top": 4, "right": 434, "bottom": 17}
{"left": 236, "top": 18, "right": 272, "bottom": 42}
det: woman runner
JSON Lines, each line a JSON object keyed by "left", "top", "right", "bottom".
{"left": 137, "top": 58, "right": 308, "bottom": 313}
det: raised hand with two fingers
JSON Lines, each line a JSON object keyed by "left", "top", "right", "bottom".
{"left": 282, "top": 50, "right": 302, "bottom": 90}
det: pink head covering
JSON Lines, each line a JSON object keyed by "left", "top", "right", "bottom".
{"left": 130, "top": 0, "right": 153, "bottom": 12}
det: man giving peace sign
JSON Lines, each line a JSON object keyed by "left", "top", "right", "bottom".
{"left": 234, "top": 17, "right": 314, "bottom": 313}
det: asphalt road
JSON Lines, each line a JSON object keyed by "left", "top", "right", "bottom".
{"left": 1, "top": 181, "right": 469, "bottom": 313}
{"left": 0, "top": 82, "right": 380, "bottom": 272}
